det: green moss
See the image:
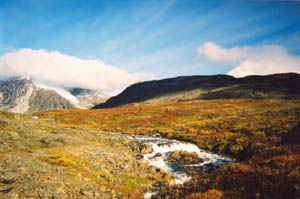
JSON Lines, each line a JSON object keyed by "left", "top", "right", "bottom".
{"left": 114, "top": 137, "right": 126, "bottom": 145}
{"left": 123, "top": 177, "right": 139, "bottom": 189}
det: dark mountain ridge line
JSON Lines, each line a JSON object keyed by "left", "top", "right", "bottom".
{"left": 93, "top": 73, "right": 300, "bottom": 109}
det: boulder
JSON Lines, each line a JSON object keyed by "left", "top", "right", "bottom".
{"left": 127, "top": 142, "right": 153, "bottom": 154}
{"left": 167, "top": 150, "right": 204, "bottom": 165}
{"left": 151, "top": 130, "right": 162, "bottom": 138}
{"left": 151, "top": 153, "right": 162, "bottom": 159}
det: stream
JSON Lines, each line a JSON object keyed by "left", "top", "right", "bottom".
{"left": 113, "top": 133, "right": 236, "bottom": 199}
{"left": 33, "top": 116, "right": 236, "bottom": 198}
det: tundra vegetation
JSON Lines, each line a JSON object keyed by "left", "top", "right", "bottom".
{"left": 38, "top": 99, "right": 300, "bottom": 199}
{"left": 0, "top": 111, "right": 169, "bottom": 199}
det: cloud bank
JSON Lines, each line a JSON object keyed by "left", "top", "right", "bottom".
{"left": 0, "top": 49, "right": 152, "bottom": 93}
{"left": 197, "top": 42, "right": 300, "bottom": 77}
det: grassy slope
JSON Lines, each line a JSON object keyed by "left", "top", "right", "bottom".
{"left": 38, "top": 99, "right": 300, "bottom": 199}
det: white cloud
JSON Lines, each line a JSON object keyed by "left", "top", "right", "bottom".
{"left": 197, "top": 42, "right": 300, "bottom": 77}
{"left": 0, "top": 49, "right": 152, "bottom": 93}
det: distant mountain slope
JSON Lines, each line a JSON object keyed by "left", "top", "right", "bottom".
{"left": 93, "top": 73, "right": 300, "bottom": 109}
{"left": 0, "top": 77, "right": 76, "bottom": 113}
{"left": 0, "top": 77, "right": 109, "bottom": 113}
{"left": 66, "top": 87, "right": 109, "bottom": 108}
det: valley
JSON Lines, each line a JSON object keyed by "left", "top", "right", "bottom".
{"left": 37, "top": 98, "right": 300, "bottom": 199}
{"left": 1, "top": 0, "right": 299, "bottom": 198}
{"left": 1, "top": 74, "right": 300, "bottom": 199}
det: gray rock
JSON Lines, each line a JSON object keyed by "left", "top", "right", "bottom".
{"left": 127, "top": 142, "right": 153, "bottom": 154}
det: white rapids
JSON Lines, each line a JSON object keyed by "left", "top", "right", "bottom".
{"left": 113, "top": 133, "right": 236, "bottom": 199}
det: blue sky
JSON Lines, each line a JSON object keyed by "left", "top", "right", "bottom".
{"left": 0, "top": 0, "right": 300, "bottom": 93}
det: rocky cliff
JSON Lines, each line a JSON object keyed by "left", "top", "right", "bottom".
{"left": 0, "top": 77, "right": 109, "bottom": 113}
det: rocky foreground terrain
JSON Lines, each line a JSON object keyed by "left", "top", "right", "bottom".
{"left": 0, "top": 111, "right": 169, "bottom": 199}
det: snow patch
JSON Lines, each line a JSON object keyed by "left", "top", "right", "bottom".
{"left": 35, "top": 82, "right": 79, "bottom": 104}
{"left": 9, "top": 76, "right": 32, "bottom": 81}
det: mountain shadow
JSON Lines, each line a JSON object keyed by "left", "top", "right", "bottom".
{"left": 282, "top": 123, "right": 300, "bottom": 145}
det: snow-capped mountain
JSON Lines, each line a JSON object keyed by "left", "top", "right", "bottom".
{"left": 0, "top": 76, "right": 110, "bottom": 113}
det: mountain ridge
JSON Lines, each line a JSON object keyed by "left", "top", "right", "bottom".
{"left": 0, "top": 76, "right": 109, "bottom": 113}
{"left": 93, "top": 73, "right": 300, "bottom": 109}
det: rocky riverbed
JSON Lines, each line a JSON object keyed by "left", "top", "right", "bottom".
{"left": 113, "top": 133, "right": 236, "bottom": 198}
